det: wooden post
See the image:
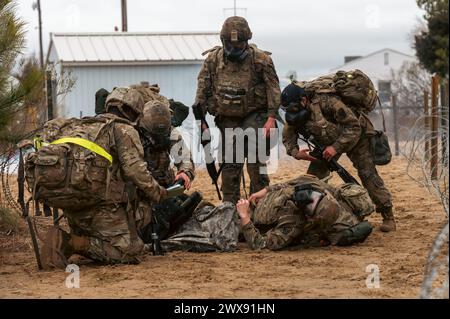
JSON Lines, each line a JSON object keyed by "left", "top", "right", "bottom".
{"left": 424, "top": 90, "right": 430, "bottom": 161}
{"left": 391, "top": 94, "right": 400, "bottom": 156}
{"left": 441, "top": 80, "right": 449, "bottom": 165}
{"left": 430, "top": 75, "right": 440, "bottom": 180}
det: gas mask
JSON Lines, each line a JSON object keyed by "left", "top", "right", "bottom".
{"left": 284, "top": 103, "right": 311, "bottom": 129}
{"left": 140, "top": 125, "right": 171, "bottom": 151}
{"left": 222, "top": 39, "right": 249, "bottom": 63}
{"left": 293, "top": 184, "right": 324, "bottom": 217}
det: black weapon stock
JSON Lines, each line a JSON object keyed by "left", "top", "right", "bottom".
{"left": 306, "top": 138, "right": 360, "bottom": 185}
{"left": 192, "top": 104, "right": 223, "bottom": 200}
{"left": 18, "top": 149, "right": 43, "bottom": 270}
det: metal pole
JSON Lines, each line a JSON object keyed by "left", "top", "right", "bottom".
{"left": 424, "top": 90, "right": 430, "bottom": 161}
{"left": 430, "top": 75, "right": 440, "bottom": 180}
{"left": 37, "top": 0, "right": 44, "bottom": 69}
{"left": 234, "top": 0, "right": 237, "bottom": 15}
{"left": 46, "top": 69, "right": 53, "bottom": 121}
{"left": 121, "top": 0, "right": 128, "bottom": 32}
{"left": 391, "top": 94, "right": 400, "bottom": 156}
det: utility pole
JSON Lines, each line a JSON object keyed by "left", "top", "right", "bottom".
{"left": 223, "top": 0, "right": 247, "bottom": 17}
{"left": 121, "top": 0, "right": 128, "bottom": 32}
{"left": 32, "top": 0, "right": 44, "bottom": 69}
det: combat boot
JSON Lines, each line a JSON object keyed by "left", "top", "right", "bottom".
{"left": 41, "top": 226, "right": 74, "bottom": 270}
{"left": 379, "top": 207, "right": 396, "bottom": 232}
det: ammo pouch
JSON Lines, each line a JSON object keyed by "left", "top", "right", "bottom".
{"left": 335, "top": 183, "right": 375, "bottom": 220}
{"left": 217, "top": 86, "right": 249, "bottom": 117}
{"left": 370, "top": 130, "right": 392, "bottom": 165}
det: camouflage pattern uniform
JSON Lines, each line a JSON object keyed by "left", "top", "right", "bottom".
{"left": 142, "top": 127, "right": 195, "bottom": 187}
{"left": 241, "top": 175, "right": 370, "bottom": 250}
{"left": 62, "top": 91, "right": 166, "bottom": 265}
{"left": 63, "top": 113, "right": 164, "bottom": 263}
{"left": 194, "top": 16, "right": 281, "bottom": 203}
{"left": 282, "top": 93, "right": 394, "bottom": 225}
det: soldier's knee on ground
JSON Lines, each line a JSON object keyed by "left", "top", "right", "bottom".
{"left": 87, "top": 236, "right": 144, "bottom": 264}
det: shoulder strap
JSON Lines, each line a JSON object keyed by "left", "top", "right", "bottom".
{"left": 377, "top": 96, "right": 387, "bottom": 132}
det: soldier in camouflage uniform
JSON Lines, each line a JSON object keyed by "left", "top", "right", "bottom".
{"left": 41, "top": 87, "right": 167, "bottom": 269}
{"left": 194, "top": 16, "right": 281, "bottom": 203}
{"left": 236, "top": 175, "right": 374, "bottom": 250}
{"left": 138, "top": 100, "right": 195, "bottom": 189}
{"left": 281, "top": 83, "right": 396, "bottom": 232}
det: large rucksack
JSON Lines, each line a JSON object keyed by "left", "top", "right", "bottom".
{"left": 298, "top": 69, "right": 378, "bottom": 114}
{"left": 24, "top": 115, "right": 128, "bottom": 211}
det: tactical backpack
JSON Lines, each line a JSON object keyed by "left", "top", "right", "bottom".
{"left": 299, "top": 69, "right": 378, "bottom": 114}
{"left": 24, "top": 115, "right": 128, "bottom": 211}
{"left": 334, "top": 183, "right": 375, "bottom": 220}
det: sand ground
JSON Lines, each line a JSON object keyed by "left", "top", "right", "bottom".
{"left": 0, "top": 157, "right": 446, "bottom": 298}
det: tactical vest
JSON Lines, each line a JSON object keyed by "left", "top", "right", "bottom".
{"left": 24, "top": 115, "right": 129, "bottom": 211}
{"left": 204, "top": 44, "right": 269, "bottom": 118}
{"left": 304, "top": 94, "right": 341, "bottom": 146}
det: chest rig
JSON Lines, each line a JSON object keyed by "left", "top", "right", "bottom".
{"left": 206, "top": 46, "right": 268, "bottom": 118}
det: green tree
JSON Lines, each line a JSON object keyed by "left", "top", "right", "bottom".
{"left": 415, "top": 0, "right": 449, "bottom": 78}
{"left": 0, "top": 0, "right": 42, "bottom": 141}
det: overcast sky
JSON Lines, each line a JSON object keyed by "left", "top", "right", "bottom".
{"left": 17, "top": 0, "right": 425, "bottom": 79}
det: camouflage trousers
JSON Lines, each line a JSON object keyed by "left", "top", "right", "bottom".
{"left": 65, "top": 202, "right": 150, "bottom": 264}
{"left": 216, "top": 112, "right": 273, "bottom": 203}
{"left": 307, "top": 136, "right": 393, "bottom": 212}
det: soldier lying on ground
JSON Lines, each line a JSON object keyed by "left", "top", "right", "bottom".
{"left": 236, "top": 174, "right": 374, "bottom": 250}
{"left": 158, "top": 175, "right": 374, "bottom": 253}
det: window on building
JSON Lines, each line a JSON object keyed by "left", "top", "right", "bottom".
{"left": 384, "top": 52, "right": 389, "bottom": 65}
{"left": 378, "top": 80, "right": 392, "bottom": 104}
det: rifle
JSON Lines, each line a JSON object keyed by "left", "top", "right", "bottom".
{"left": 17, "top": 147, "right": 43, "bottom": 270}
{"left": 302, "top": 137, "right": 360, "bottom": 185}
{"left": 147, "top": 188, "right": 203, "bottom": 255}
{"left": 192, "top": 104, "right": 223, "bottom": 200}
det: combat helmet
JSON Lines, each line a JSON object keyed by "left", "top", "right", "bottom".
{"left": 105, "top": 87, "right": 145, "bottom": 121}
{"left": 220, "top": 16, "right": 252, "bottom": 41}
{"left": 138, "top": 100, "right": 172, "bottom": 149}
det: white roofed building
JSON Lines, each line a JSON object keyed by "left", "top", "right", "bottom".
{"left": 47, "top": 32, "right": 220, "bottom": 118}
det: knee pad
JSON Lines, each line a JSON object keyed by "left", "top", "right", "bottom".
{"left": 336, "top": 221, "right": 373, "bottom": 246}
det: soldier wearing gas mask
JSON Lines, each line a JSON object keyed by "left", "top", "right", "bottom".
{"left": 193, "top": 16, "right": 281, "bottom": 203}
{"left": 137, "top": 100, "right": 195, "bottom": 189}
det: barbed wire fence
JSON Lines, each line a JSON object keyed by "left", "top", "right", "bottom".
{"left": 402, "top": 114, "right": 449, "bottom": 299}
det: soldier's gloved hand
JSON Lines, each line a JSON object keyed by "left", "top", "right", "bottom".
{"left": 323, "top": 146, "right": 337, "bottom": 161}
{"left": 236, "top": 199, "right": 251, "bottom": 226}
{"left": 295, "top": 148, "right": 317, "bottom": 162}
{"left": 248, "top": 187, "right": 268, "bottom": 205}
{"left": 175, "top": 172, "right": 192, "bottom": 190}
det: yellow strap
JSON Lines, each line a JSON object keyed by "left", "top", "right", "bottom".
{"left": 50, "top": 137, "right": 113, "bottom": 165}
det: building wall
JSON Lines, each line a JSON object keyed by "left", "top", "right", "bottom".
{"left": 58, "top": 63, "right": 202, "bottom": 118}
{"left": 329, "top": 50, "right": 416, "bottom": 90}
